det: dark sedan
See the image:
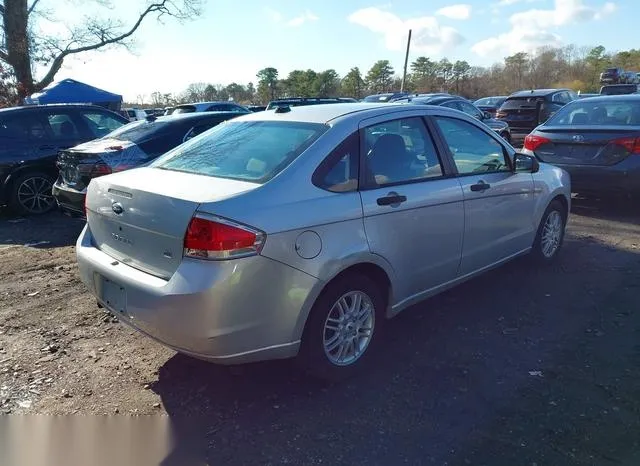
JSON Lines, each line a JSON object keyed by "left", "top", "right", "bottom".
{"left": 474, "top": 96, "right": 507, "bottom": 117}
{"left": 52, "top": 112, "right": 241, "bottom": 217}
{"left": 521, "top": 95, "right": 640, "bottom": 198}
{"left": 403, "top": 95, "right": 512, "bottom": 142}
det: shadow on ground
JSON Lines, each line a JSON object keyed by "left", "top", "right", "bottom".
{"left": 0, "top": 209, "right": 84, "bottom": 248}
{"left": 151, "top": 200, "right": 640, "bottom": 465}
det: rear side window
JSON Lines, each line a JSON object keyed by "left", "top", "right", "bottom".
{"left": 545, "top": 100, "right": 640, "bottom": 126}
{"left": 313, "top": 132, "right": 359, "bottom": 192}
{"left": 152, "top": 121, "right": 328, "bottom": 183}
{"left": 0, "top": 113, "right": 44, "bottom": 140}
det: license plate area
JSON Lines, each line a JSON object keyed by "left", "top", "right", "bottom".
{"left": 97, "top": 275, "right": 126, "bottom": 314}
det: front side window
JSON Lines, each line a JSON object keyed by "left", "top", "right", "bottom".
{"left": 362, "top": 117, "right": 444, "bottom": 187}
{"left": 81, "top": 111, "right": 125, "bottom": 138}
{"left": 153, "top": 121, "right": 327, "bottom": 183}
{"left": 46, "top": 112, "right": 81, "bottom": 140}
{"left": 434, "top": 117, "right": 510, "bottom": 174}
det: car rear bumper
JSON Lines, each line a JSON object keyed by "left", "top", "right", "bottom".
{"left": 528, "top": 157, "right": 640, "bottom": 196}
{"left": 52, "top": 180, "right": 86, "bottom": 217}
{"left": 76, "top": 224, "right": 319, "bottom": 364}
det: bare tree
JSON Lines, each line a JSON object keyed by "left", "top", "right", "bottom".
{"left": 0, "top": 0, "right": 201, "bottom": 98}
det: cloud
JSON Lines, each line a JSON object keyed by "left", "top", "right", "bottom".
{"left": 473, "top": 0, "right": 617, "bottom": 57}
{"left": 264, "top": 7, "right": 283, "bottom": 23}
{"left": 348, "top": 7, "right": 465, "bottom": 55}
{"left": 436, "top": 4, "right": 472, "bottom": 20}
{"left": 264, "top": 8, "right": 318, "bottom": 27}
{"left": 287, "top": 11, "right": 319, "bottom": 27}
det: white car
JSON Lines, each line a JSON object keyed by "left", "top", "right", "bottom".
{"left": 123, "top": 108, "right": 147, "bottom": 121}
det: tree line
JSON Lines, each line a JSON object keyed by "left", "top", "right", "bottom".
{"left": 138, "top": 45, "right": 640, "bottom": 107}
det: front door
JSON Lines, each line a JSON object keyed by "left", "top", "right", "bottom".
{"left": 358, "top": 115, "right": 465, "bottom": 305}
{"left": 432, "top": 116, "right": 536, "bottom": 276}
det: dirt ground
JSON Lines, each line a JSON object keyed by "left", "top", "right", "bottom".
{"left": 1, "top": 198, "right": 639, "bottom": 465}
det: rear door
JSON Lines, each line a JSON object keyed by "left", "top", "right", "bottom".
{"left": 497, "top": 96, "right": 543, "bottom": 131}
{"left": 431, "top": 115, "right": 536, "bottom": 275}
{"left": 358, "top": 114, "right": 465, "bottom": 303}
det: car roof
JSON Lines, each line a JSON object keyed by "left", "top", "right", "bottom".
{"left": 226, "top": 102, "right": 463, "bottom": 125}
{"left": 0, "top": 103, "right": 109, "bottom": 114}
{"left": 509, "top": 89, "right": 569, "bottom": 97}
{"left": 575, "top": 94, "right": 640, "bottom": 102}
{"left": 153, "top": 111, "right": 243, "bottom": 122}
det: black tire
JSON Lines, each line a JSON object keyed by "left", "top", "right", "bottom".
{"left": 296, "top": 273, "right": 386, "bottom": 381}
{"left": 9, "top": 172, "right": 56, "bottom": 216}
{"left": 530, "top": 199, "right": 567, "bottom": 264}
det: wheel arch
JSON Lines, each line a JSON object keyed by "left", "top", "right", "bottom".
{"left": 292, "top": 256, "right": 395, "bottom": 340}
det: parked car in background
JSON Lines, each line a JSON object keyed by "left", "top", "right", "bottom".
{"left": 53, "top": 112, "right": 241, "bottom": 217}
{"left": 247, "top": 105, "right": 267, "bottom": 112}
{"left": 474, "top": 96, "right": 508, "bottom": 117}
{"left": 163, "top": 107, "right": 175, "bottom": 116}
{"left": 362, "top": 92, "right": 409, "bottom": 103}
{"left": 123, "top": 108, "right": 147, "bottom": 121}
{"left": 496, "top": 89, "right": 578, "bottom": 141}
{"left": 76, "top": 102, "right": 569, "bottom": 380}
{"left": 404, "top": 94, "right": 512, "bottom": 142}
{"left": 0, "top": 104, "right": 128, "bottom": 215}
{"left": 171, "top": 101, "right": 250, "bottom": 114}
{"left": 265, "top": 98, "right": 357, "bottom": 110}
{"left": 599, "top": 84, "right": 638, "bottom": 96}
{"left": 578, "top": 93, "right": 600, "bottom": 99}
{"left": 600, "top": 67, "right": 625, "bottom": 84}
{"left": 521, "top": 95, "right": 640, "bottom": 199}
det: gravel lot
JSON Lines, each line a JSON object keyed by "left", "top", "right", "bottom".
{"left": 1, "top": 198, "right": 639, "bottom": 465}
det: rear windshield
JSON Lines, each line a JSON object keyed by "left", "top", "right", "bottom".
{"left": 605, "top": 68, "right": 619, "bottom": 73}
{"left": 152, "top": 120, "right": 328, "bottom": 183}
{"left": 104, "top": 119, "right": 178, "bottom": 142}
{"left": 600, "top": 85, "right": 637, "bottom": 95}
{"left": 363, "top": 94, "right": 392, "bottom": 102}
{"left": 501, "top": 97, "right": 545, "bottom": 109}
{"left": 172, "top": 105, "right": 196, "bottom": 114}
{"left": 545, "top": 100, "right": 640, "bottom": 126}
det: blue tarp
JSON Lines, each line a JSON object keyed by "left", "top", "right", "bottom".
{"left": 25, "top": 79, "right": 123, "bottom": 111}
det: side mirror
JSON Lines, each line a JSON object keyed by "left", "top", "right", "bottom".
{"left": 483, "top": 111, "right": 492, "bottom": 120}
{"left": 514, "top": 153, "right": 540, "bottom": 173}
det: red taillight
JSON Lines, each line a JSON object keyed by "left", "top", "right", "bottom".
{"left": 183, "top": 215, "right": 265, "bottom": 260}
{"left": 612, "top": 136, "right": 640, "bottom": 154}
{"left": 523, "top": 134, "right": 551, "bottom": 151}
{"left": 78, "top": 163, "right": 112, "bottom": 178}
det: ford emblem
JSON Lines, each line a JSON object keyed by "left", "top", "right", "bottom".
{"left": 112, "top": 202, "right": 124, "bottom": 215}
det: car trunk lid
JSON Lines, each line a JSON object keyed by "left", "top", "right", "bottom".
{"left": 496, "top": 97, "right": 546, "bottom": 129}
{"left": 86, "top": 167, "right": 260, "bottom": 279}
{"left": 58, "top": 138, "right": 148, "bottom": 191}
{"left": 530, "top": 126, "right": 640, "bottom": 166}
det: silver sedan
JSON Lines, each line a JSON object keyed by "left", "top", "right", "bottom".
{"left": 76, "top": 103, "right": 571, "bottom": 380}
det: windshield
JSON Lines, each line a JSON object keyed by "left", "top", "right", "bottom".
{"left": 152, "top": 120, "right": 328, "bottom": 183}
{"left": 600, "top": 85, "right": 637, "bottom": 96}
{"left": 103, "top": 119, "right": 174, "bottom": 142}
{"left": 545, "top": 99, "right": 640, "bottom": 126}
{"left": 475, "top": 97, "right": 505, "bottom": 106}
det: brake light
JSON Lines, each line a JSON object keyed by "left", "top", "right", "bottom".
{"left": 184, "top": 215, "right": 265, "bottom": 260}
{"left": 612, "top": 136, "right": 640, "bottom": 154}
{"left": 77, "top": 163, "right": 112, "bottom": 178}
{"left": 523, "top": 134, "right": 551, "bottom": 151}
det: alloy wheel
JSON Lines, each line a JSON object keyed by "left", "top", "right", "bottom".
{"left": 17, "top": 176, "right": 55, "bottom": 214}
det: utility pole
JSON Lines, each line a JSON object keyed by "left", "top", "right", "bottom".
{"left": 400, "top": 29, "right": 412, "bottom": 92}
